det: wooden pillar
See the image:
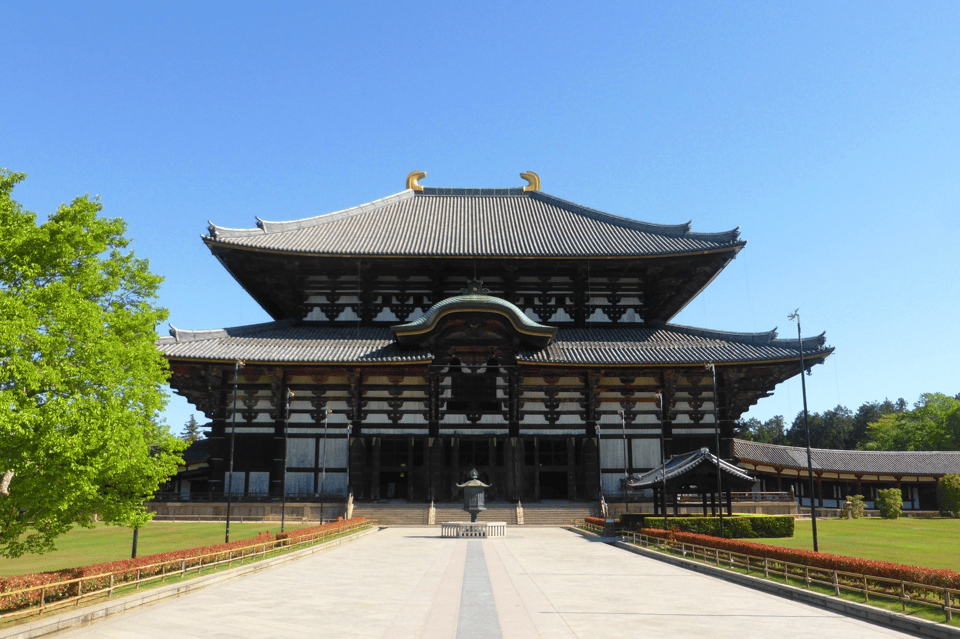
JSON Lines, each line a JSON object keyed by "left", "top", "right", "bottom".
{"left": 407, "top": 436, "right": 415, "bottom": 501}
{"left": 349, "top": 437, "right": 366, "bottom": 500}
{"left": 534, "top": 438, "right": 541, "bottom": 501}
{"left": 726, "top": 487, "right": 733, "bottom": 516}
{"left": 450, "top": 437, "right": 460, "bottom": 500}
{"left": 370, "top": 437, "right": 381, "bottom": 500}
{"left": 428, "top": 370, "right": 440, "bottom": 438}
{"left": 567, "top": 437, "right": 577, "bottom": 500}
{"left": 270, "top": 369, "right": 286, "bottom": 499}
{"left": 508, "top": 369, "right": 521, "bottom": 439}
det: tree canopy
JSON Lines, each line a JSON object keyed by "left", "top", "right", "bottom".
{"left": 736, "top": 393, "right": 960, "bottom": 452}
{"left": 0, "top": 170, "right": 184, "bottom": 557}
{"left": 179, "top": 415, "right": 203, "bottom": 443}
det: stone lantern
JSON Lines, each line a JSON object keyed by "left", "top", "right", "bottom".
{"left": 457, "top": 469, "right": 490, "bottom": 523}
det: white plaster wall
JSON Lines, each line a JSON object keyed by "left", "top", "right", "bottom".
{"left": 600, "top": 438, "right": 626, "bottom": 470}
{"left": 319, "top": 472, "right": 347, "bottom": 497}
{"left": 285, "top": 472, "right": 314, "bottom": 494}
{"left": 287, "top": 438, "right": 315, "bottom": 467}
{"left": 248, "top": 472, "right": 270, "bottom": 495}
{"left": 317, "top": 438, "right": 348, "bottom": 468}
{"left": 632, "top": 439, "right": 662, "bottom": 469}
{"left": 224, "top": 472, "right": 245, "bottom": 495}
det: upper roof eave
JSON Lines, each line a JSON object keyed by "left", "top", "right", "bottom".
{"left": 202, "top": 187, "right": 745, "bottom": 259}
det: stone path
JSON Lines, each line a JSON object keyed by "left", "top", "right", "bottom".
{"left": 51, "top": 527, "right": 917, "bottom": 638}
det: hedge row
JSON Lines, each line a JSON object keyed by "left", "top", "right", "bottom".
{"left": 637, "top": 528, "right": 960, "bottom": 590}
{"left": 620, "top": 514, "right": 794, "bottom": 538}
{"left": 0, "top": 517, "right": 367, "bottom": 613}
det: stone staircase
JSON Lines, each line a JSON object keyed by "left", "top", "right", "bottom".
{"left": 351, "top": 501, "right": 599, "bottom": 526}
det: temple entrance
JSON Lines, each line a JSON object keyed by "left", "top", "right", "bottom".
{"left": 538, "top": 471, "right": 567, "bottom": 499}
{"left": 380, "top": 470, "right": 407, "bottom": 499}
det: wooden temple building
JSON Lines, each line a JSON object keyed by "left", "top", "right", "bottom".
{"left": 157, "top": 171, "right": 833, "bottom": 504}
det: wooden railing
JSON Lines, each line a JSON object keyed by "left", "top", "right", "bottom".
{"left": 0, "top": 519, "right": 372, "bottom": 624}
{"left": 618, "top": 530, "right": 959, "bottom": 625}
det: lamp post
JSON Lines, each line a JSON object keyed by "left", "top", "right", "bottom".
{"left": 618, "top": 409, "right": 628, "bottom": 515}
{"left": 594, "top": 422, "right": 604, "bottom": 506}
{"left": 655, "top": 391, "right": 668, "bottom": 519}
{"left": 707, "top": 363, "right": 724, "bottom": 538}
{"left": 789, "top": 309, "right": 819, "bottom": 552}
{"left": 318, "top": 408, "right": 332, "bottom": 524}
{"left": 225, "top": 359, "right": 244, "bottom": 544}
{"left": 281, "top": 388, "right": 294, "bottom": 533}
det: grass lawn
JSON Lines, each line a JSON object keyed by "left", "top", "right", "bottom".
{"left": 0, "top": 521, "right": 314, "bottom": 577}
{"left": 755, "top": 517, "right": 960, "bottom": 571}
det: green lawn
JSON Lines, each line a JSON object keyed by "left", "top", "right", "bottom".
{"left": 0, "top": 522, "right": 312, "bottom": 577}
{"left": 755, "top": 517, "right": 960, "bottom": 571}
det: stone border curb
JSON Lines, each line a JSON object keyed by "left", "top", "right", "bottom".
{"left": 0, "top": 526, "right": 381, "bottom": 639}
{"left": 565, "top": 527, "right": 959, "bottom": 639}
{"left": 614, "top": 540, "right": 960, "bottom": 639}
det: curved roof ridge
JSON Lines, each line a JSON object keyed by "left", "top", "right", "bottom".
{"left": 769, "top": 331, "right": 828, "bottom": 350}
{"left": 206, "top": 190, "right": 416, "bottom": 239}
{"left": 651, "top": 320, "right": 779, "bottom": 346}
{"left": 531, "top": 191, "right": 742, "bottom": 243}
{"left": 165, "top": 319, "right": 294, "bottom": 343}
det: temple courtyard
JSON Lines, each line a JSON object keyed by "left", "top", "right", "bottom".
{"left": 45, "top": 527, "right": 915, "bottom": 638}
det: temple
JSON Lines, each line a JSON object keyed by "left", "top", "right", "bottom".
{"left": 158, "top": 171, "right": 832, "bottom": 506}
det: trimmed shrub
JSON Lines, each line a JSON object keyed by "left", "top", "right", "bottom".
{"left": 623, "top": 514, "right": 793, "bottom": 538}
{"left": 937, "top": 474, "right": 960, "bottom": 517}
{"left": 843, "top": 495, "right": 866, "bottom": 519}
{"left": 876, "top": 488, "right": 903, "bottom": 519}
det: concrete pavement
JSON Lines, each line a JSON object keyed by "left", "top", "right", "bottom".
{"left": 46, "top": 527, "right": 920, "bottom": 638}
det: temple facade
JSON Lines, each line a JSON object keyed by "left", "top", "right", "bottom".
{"left": 158, "top": 171, "right": 832, "bottom": 503}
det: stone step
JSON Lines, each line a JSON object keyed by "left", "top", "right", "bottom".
{"left": 352, "top": 502, "right": 600, "bottom": 526}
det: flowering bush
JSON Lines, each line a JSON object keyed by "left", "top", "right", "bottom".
{"left": 636, "top": 528, "right": 960, "bottom": 590}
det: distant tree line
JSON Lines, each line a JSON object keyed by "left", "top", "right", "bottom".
{"left": 735, "top": 392, "right": 960, "bottom": 451}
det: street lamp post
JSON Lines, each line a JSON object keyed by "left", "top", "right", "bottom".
{"left": 656, "top": 391, "right": 668, "bottom": 519}
{"left": 594, "top": 422, "right": 604, "bottom": 508}
{"left": 707, "top": 363, "right": 724, "bottom": 538}
{"left": 789, "top": 309, "right": 819, "bottom": 552}
{"left": 281, "top": 388, "right": 294, "bottom": 533}
{"left": 225, "top": 359, "right": 244, "bottom": 544}
{"left": 618, "top": 409, "right": 628, "bottom": 515}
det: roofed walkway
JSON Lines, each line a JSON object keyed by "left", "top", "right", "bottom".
{"left": 50, "top": 527, "right": 916, "bottom": 638}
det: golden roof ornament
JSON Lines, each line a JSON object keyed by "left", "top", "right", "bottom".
{"left": 520, "top": 171, "right": 540, "bottom": 192}
{"left": 406, "top": 170, "right": 426, "bottom": 192}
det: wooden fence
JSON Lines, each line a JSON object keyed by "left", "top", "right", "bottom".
{"left": 615, "top": 528, "right": 959, "bottom": 625}
{"left": 0, "top": 519, "right": 373, "bottom": 624}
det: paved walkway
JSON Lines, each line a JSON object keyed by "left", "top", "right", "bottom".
{"left": 52, "top": 527, "right": 916, "bottom": 638}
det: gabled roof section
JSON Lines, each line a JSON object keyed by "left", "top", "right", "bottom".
{"left": 392, "top": 292, "right": 557, "bottom": 349}
{"left": 627, "top": 448, "right": 755, "bottom": 489}
{"left": 204, "top": 187, "right": 744, "bottom": 258}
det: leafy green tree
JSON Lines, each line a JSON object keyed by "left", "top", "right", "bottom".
{"left": 937, "top": 474, "right": 960, "bottom": 517}
{"left": 784, "top": 405, "right": 854, "bottom": 449}
{"left": 876, "top": 488, "right": 903, "bottom": 519}
{"left": 864, "top": 393, "right": 960, "bottom": 451}
{"left": 179, "top": 415, "right": 203, "bottom": 443}
{"left": 735, "top": 415, "right": 786, "bottom": 444}
{"left": 0, "top": 170, "right": 185, "bottom": 557}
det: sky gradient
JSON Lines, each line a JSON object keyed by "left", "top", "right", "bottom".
{"left": 4, "top": 2, "right": 958, "bottom": 433}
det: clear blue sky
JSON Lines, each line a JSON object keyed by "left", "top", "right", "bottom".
{"left": 4, "top": 2, "right": 958, "bottom": 433}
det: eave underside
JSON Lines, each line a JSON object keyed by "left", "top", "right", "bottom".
{"left": 206, "top": 249, "right": 740, "bottom": 324}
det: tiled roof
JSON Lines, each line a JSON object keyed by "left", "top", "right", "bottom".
{"left": 732, "top": 439, "right": 960, "bottom": 476}
{"left": 160, "top": 320, "right": 431, "bottom": 363}
{"left": 158, "top": 320, "right": 827, "bottom": 366}
{"left": 520, "top": 321, "right": 829, "bottom": 365}
{"left": 204, "top": 188, "right": 743, "bottom": 258}
{"left": 628, "top": 447, "right": 755, "bottom": 488}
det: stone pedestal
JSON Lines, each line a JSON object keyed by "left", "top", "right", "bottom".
{"left": 440, "top": 522, "right": 507, "bottom": 538}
